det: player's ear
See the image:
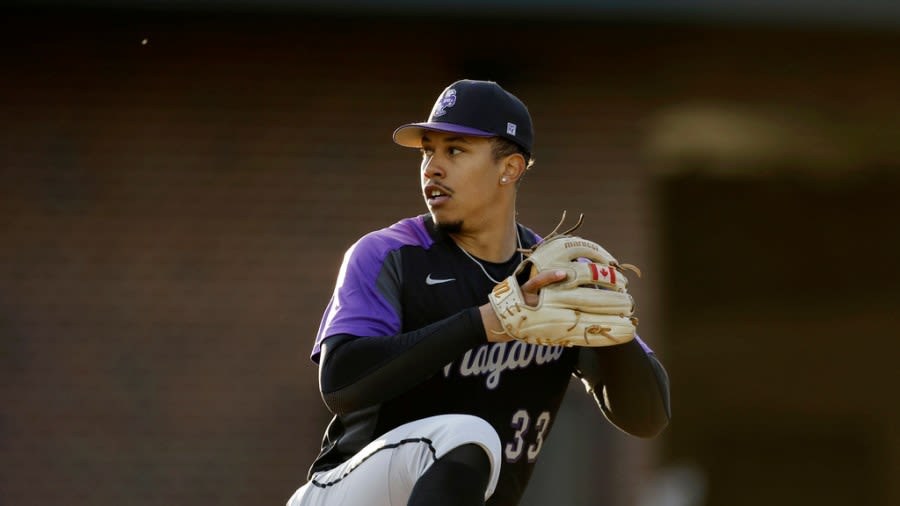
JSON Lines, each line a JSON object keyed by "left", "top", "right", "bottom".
{"left": 499, "top": 153, "right": 526, "bottom": 185}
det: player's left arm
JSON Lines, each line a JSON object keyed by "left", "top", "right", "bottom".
{"left": 574, "top": 337, "right": 671, "bottom": 438}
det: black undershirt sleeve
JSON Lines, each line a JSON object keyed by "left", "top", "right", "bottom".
{"left": 319, "top": 307, "right": 487, "bottom": 416}
{"left": 575, "top": 339, "right": 672, "bottom": 438}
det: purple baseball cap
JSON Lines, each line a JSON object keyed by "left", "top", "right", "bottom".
{"left": 392, "top": 79, "right": 534, "bottom": 157}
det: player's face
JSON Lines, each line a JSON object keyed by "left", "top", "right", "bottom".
{"left": 420, "top": 131, "right": 504, "bottom": 232}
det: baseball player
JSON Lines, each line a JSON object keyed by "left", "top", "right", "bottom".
{"left": 286, "top": 79, "right": 671, "bottom": 506}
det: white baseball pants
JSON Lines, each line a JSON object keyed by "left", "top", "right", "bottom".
{"left": 286, "top": 414, "right": 502, "bottom": 506}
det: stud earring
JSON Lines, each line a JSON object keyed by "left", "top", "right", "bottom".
{"left": 501, "top": 177, "right": 508, "bottom": 184}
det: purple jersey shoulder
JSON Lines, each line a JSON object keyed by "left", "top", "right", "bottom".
{"left": 311, "top": 216, "right": 433, "bottom": 363}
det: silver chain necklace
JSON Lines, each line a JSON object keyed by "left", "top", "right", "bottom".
{"left": 456, "top": 228, "right": 523, "bottom": 284}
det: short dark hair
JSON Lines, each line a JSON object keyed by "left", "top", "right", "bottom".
{"left": 490, "top": 137, "right": 534, "bottom": 170}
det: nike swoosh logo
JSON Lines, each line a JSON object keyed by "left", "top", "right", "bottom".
{"left": 426, "top": 274, "right": 456, "bottom": 285}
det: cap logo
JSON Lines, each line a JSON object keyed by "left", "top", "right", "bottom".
{"left": 431, "top": 89, "right": 457, "bottom": 118}
{"left": 507, "top": 122, "right": 517, "bottom": 136}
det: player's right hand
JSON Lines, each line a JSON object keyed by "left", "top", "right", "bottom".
{"left": 480, "top": 270, "right": 566, "bottom": 343}
{"left": 519, "top": 269, "right": 566, "bottom": 306}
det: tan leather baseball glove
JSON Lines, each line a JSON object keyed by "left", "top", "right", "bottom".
{"left": 488, "top": 214, "right": 640, "bottom": 347}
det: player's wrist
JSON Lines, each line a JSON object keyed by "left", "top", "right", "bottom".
{"left": 479, "top": 303, "right": 511, "bottom": 343}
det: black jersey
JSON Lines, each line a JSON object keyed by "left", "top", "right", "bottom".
{"left": 310, "top": 215, "right": 580, "bottom": 505}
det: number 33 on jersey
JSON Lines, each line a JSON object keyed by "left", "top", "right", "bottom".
{"left": 505, "top": 409, "right": 552, "bottom": 463}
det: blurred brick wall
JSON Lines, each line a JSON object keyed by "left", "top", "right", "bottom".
{"left": 660, "top": 176, "right": 900, "bottom": 506}
{"left": 2, "top": 11, "right": 898, "bottom": 506}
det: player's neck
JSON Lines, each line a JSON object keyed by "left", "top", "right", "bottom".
{"left": 449, "top": 212, "right": 518, "bottom": 263}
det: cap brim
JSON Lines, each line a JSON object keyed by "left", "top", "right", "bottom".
{"left": 392, "top": 122, "right": 495, "bottom": 148}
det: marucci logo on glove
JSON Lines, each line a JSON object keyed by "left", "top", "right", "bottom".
{"left": 564, "top": 239, "right": 601, "bottom": 252}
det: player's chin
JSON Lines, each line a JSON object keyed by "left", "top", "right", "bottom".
{"left": 431, "top": 214, "right": 463, "bottom": 234}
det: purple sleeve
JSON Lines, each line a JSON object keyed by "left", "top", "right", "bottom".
{"left": 310, "top": 217, "right": 432, "bottom": 363}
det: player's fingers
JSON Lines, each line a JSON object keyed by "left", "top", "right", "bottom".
{"left": 521, "top": 269, "right": 566, "bottom": 294}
